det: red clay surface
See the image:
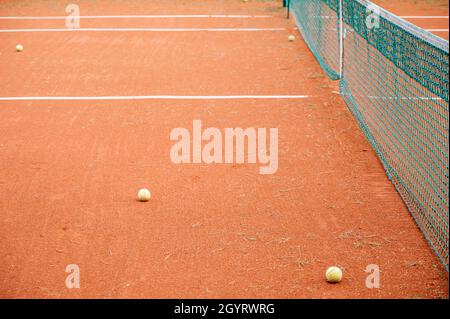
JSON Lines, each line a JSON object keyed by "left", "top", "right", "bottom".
{"left": 0, "top": 0, "right": 448, "bottom": 299}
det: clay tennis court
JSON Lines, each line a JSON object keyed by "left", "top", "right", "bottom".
{"left": 0, "top": 0, "right": 448, "bottom": 299}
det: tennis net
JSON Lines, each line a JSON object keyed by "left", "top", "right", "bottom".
{"left": 288, "top": 0, "right": 449, "bottom": 270}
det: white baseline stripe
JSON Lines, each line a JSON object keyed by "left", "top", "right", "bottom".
{"left": 0, "top": 15, "right": 273, "bottom": 20}
{"left": 0, "top": 95, "right": 311, "bottom": 101}
{"left": 0, "top": 28, "right": 285, "bottom": 33}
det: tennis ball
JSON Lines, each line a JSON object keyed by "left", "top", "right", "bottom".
{"left": 288, "top": 35, "right": 295, "bottom": 42}
{"left": 325, "top": 266, "right": 343, "bottom": 283}
{"left": 16, "top": 44, "right": 24, "bottom": 52}
{"left": 137, "top": 188, "right": 151, "bottom": 202}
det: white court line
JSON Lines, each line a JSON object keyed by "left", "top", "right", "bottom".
{"left": 0, "top": 27, "right": 285, "bottom": 33}
{"left": 288, "top": 15, "right": 448, "bottom": 19}
{"left": 426, "top": 29, "right": 449, "bottom": 32}
{"left": 0, "top": 95, "right": 311, "bottom": 101}
{"left": 367, "top": 96, "right": 443, "bottom": 101}
{"left": 400, "top": 16, "right": 449, "bottom": 19}
{"left": 0, "top": 15, "right": 445, "bottom": 20}
{"left": 0, "top": 15, "right": 273, "bottom": 20}
{"left": 334, "top": 91, "right": 442, "bottom": 101}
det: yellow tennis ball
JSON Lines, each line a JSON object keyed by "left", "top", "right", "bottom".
{"left": 325, "top": 266, "right": 343, "bottom": 283}
{"left": 137, "top": 188, "right": 151, "bottom": 202}
{"left": 288, "top": 35, "right": 295, "bottom": 42}
{"left": 16, "top": 44, "right": 24, "bottom": 52}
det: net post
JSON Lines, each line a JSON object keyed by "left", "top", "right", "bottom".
{"left": 283, "top": 0, "right": 290, "bottom": 19}
{"left": 339, "top": 0, "right": 344, "bottom": 78}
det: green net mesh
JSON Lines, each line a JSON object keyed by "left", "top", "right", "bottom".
{"left": 291, "top": 0, "right": 341, "bottom": 79}
{"left": 289, "top": 0, "right": 449, "bottom": 270}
